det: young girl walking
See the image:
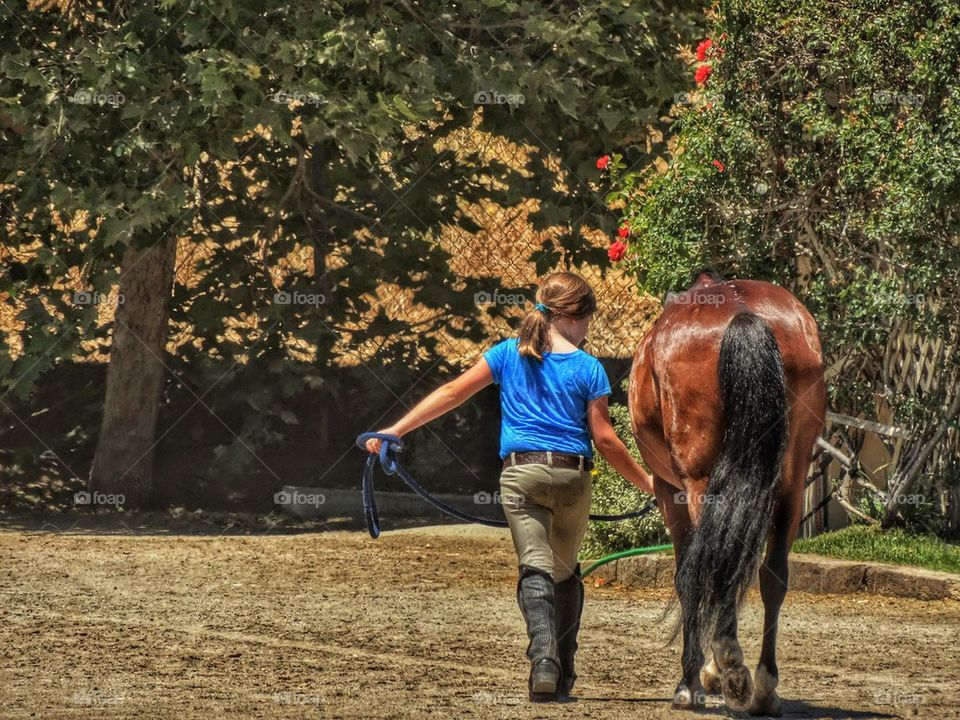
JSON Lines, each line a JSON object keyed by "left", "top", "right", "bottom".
{"left": 365, "top": 272, "right": 655, "bottom": 701}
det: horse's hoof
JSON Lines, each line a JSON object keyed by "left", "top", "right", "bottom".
{"left": 701, "top": 659, "right": 723, "bottom": 695}
{"left": 672, "top": 682, "right": 707, "bottom": 710}
{"left": 749, "top": 691, "right": 782, "bottom": 717}
{"left": 721, "top": 665, "right": 754, "bottom": 711}
{"left": 749, "top": 665, "right": 781, "bottom": 716}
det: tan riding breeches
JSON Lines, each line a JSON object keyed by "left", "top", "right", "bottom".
{"left": 499, "top": 462, "right": 592, "bottom": 582}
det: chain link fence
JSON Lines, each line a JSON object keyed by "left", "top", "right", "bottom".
{"left": 358, "top": 126, "right": 661, "bottom": 370}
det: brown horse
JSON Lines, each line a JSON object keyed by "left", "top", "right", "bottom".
{"left": 628, "top": 271, "right": 826, "bottom": 716}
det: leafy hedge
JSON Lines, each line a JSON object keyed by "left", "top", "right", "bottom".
{"left": 607, "top": 0, "right": 960, "bottom": 403}
{"left": 604, "top": 0, "right": 960, "bottom": 529}
{"left": 582, "top": 402, "right": 667, "bottom": 559}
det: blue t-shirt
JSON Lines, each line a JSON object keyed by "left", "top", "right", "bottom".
{"left": 483, "top": 338, "right": 612, "bottom": 459}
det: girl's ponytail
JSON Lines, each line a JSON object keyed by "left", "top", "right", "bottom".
{"left": 517, "top": 272, "right": 597, "bottom": 361}
{"left": 517, "top": 303, "right": 551, "bottom": 361}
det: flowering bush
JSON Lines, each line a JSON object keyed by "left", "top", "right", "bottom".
{"left": 601, "top": 0, "right": 960, "bottom": 530}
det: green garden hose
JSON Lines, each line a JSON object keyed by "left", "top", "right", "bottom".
{"left": 581, "top": 543, "right": 674, "bottom": 578}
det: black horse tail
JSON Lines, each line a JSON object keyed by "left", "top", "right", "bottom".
{"left": 673, "top": 311, "right": 789, "bottom": 661}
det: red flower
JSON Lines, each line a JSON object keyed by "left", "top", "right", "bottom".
{"left": 712, "top": 159, "right": 725, "bottom": 172}
{"left": 695, "top": 64, "right": 712, "bottom": 86}
{"left": 618, "top": 225, "right": 631, "bottom": 239}
{"left": 608, "top": 241, "right": 627, "bottom": 262}
{"left": 596, "top": 155, "right": 610, "bottom": 170}
{"left": 696, "top": 38, "right": 713, "bottom": 62}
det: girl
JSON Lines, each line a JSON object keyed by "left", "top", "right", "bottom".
{"left": 365, "top": 272, "right": 655, "bottom": 702}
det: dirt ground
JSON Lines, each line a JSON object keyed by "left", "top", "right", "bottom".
{"left": 0, "top": 519, "right": 957, "bottom": 719}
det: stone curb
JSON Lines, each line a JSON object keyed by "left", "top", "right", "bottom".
{"left": 586, "top": 552, "right": 960, "bottom": 602}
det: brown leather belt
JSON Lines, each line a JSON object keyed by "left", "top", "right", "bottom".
{"left": 502, "top": 451, "right": 594, "bottom": 472}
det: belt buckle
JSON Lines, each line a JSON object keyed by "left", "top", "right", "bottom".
{"left": 546, "top": 450, "right": 553, "bottom": 467}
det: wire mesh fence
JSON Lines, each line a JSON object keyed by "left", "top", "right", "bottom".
{"left": 353, "top": 125, "right": 660, "bottom": 369}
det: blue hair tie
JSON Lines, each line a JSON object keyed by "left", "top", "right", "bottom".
{"left": 535, "top": 302, "right": 549, "bottom": 314}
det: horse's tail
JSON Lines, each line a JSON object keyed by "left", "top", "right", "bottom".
{"left": 674, "top": 311, "right": 788, "bottom": 657}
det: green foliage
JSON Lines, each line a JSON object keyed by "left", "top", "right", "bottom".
{"left": 0, "top": 1, "right": 706, "bottom": 488}
{"left": 581, "top": 402, "right": 667, "bottom": 559}
{"left": 850, "top": 477, "right": 949, "bottom": 536}
{"left": 793, "top": 524, "right": 960, "bottom": 574}
{"left": 606, "top": 0, "right": 960, "bottom": 476}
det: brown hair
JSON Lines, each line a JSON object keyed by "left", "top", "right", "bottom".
{"left": 517, "top": 272, "right": 597, "bottom": 361}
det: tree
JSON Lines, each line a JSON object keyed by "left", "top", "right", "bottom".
{"left": 1, "top": 1, "right": 705, "bottom": 506}
{"left": 89, "top": 239, "right": 177, "bottom": 504}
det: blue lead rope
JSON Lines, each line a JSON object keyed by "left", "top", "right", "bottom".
{"left": 356, "top": 432, "right": 656, "bottom": 539}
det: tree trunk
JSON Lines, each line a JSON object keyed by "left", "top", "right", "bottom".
{"left": 90, "top": 238, "right": 176, "bottom": 508}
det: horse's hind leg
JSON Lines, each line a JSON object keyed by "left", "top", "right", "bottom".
{"left": 748, "top": 514, "right": 791, "bottom": 717}
{"left": 673, "top": 561, "right": 708, "bottom": 710}
{"left": 749, "top": 438, "right": 811, "bottom": 716}
{"left": 654, "top": 477, "right": 707, "bottom": 710}
{"left": 701, "top": 652, "right": 722, "bottom": 695}
{"left": 750, "top": 469, "right": 804, "bottom": 717}
{"left": 751, "top": 373, "right": 824, "bottom": 717}
{"left": 702, "top": 604, "right": 753, "bottom": 711}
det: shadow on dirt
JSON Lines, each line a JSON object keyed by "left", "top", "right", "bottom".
{"left": 584, "top": 694, "right": 896, "bottom": 718}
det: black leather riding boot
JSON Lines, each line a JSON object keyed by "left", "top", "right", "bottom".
{"left": 516, "top": 565, "right": 560, "bottom": 701}
{"left": 555, "top": 564, "right": 584, "bottom": 697}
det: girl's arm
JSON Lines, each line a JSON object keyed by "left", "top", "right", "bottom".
{"left": 586, "top": 396, "right": 656, "bottom": 495}
{"left": 365, "top": 358, "right": 494, "bottom": 453}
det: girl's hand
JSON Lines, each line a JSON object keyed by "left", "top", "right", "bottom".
{"left": 365, "top": 427, "right": 401, "bottom": 454}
